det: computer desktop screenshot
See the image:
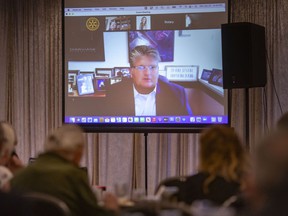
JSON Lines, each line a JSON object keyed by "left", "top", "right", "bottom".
{"left": 64, "top": 2, "right": 228, "bottom": 125}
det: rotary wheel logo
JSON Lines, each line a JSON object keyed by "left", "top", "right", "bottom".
{"left": 86, "top": 17, "right": 99, "bottom": 31}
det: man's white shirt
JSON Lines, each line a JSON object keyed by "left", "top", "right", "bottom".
{"left": 133, "top": 86, "right": 156, "bottom": 116}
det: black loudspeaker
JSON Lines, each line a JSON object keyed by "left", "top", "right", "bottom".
{"left": 221, "top": 22, "right": 267, "bottom": 89}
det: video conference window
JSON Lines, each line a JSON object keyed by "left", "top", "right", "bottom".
{"left": 64, "top": 0, "right": 229, "bottom": 128}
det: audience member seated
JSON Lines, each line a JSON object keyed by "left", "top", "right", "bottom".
{"left": 182, "top": 125, "right": 249, "bottom": 207}
{"left": 236, "top": 112, "right": 288, "bottom": 216}
{"left": 0, "top": 122, "right": 33, "bottom": 215}
{"left": 11, "top": 124, "right": 118, "bottom": 216}
{"left": 0, "top": 121, "right": 22, "bottom": 191}
{"left": 243, "top": 127, "right": 288, "bottom": 216}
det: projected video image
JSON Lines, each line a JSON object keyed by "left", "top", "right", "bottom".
{"left": 64, "top": 0, "right": 229, "bottom": 131}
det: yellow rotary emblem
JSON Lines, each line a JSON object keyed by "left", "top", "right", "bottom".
{"left": 86, "top": 17, "right": 99, "bottom": 31}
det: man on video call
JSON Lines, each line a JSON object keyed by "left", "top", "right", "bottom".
{"left": 106, "top": 45, "right": 192, "bottom": 116}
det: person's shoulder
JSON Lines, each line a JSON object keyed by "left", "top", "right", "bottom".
{"left": 186, "top": 172, "right": 209, "bottom": 183}
{"left": 212, "top": 175, "right": 240, "bottom": 188}
{"left": 183, "top": 173, "right": 208, "bottom": 194}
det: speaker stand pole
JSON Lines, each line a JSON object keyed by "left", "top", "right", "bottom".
{"left": 245, "top": 88, "right": 250, "bottom": 148}
{"left": 144, "top": 132, "right": 148, "bottom": 195}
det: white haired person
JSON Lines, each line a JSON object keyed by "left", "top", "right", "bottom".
{"left": 11, "top": 124, "right": 118, "bottom": 216}
{"left": 0, "top": 122, "right": 21, "bottom": 191}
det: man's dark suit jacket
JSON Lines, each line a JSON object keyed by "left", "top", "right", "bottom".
{"left": 105, "top": 76, "right": 192, "bottom": 116}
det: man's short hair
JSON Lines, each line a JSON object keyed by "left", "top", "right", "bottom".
{"left": 129, "top": 45, "right": 161, "bottom": 67}
{"left": 44, "top": 125, "right": 85, "bottom": 152}
{"left": 0, "top": 122, "right": 16, "bottom": 157}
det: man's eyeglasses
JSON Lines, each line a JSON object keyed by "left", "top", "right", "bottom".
{"left": 133, "top": 65, "right": 158, "bottom": 71}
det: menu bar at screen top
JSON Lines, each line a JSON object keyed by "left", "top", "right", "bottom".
{"left": 64, "top": 3, "right": 226, "bottom": 16}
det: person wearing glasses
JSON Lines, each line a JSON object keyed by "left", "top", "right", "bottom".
{"left": 105, "top": 45, "right": 192, "bottom": 116}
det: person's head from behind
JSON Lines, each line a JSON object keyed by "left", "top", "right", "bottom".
{"left": 199, "top": 125, "right": 247, "bottom": 191}
{"left": 243, "top": 130, "right": 288, "bottom": 215}
{"left": 44, "top": 124, "right": 85, "bottom": 166}
{"left": 129, "top": 45, "right": 160, "bottom": 94}
{"left": 0, "top": 122, "right": 17, "bottom": 166}
{"left": 254, "top": 131, "right": 288, "bottom": 195}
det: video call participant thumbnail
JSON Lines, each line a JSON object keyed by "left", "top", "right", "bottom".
{"left": 105, "top": 45, "right": 192, "bottom": 116}
{"left": 137, "top": 16, "right": 150, "bottom": 30}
